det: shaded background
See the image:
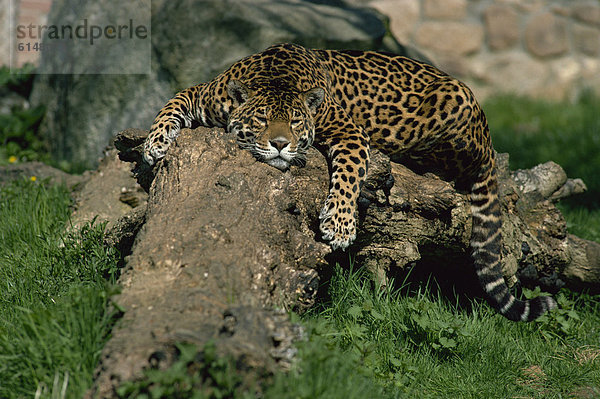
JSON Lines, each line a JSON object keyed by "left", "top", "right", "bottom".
{"left": 2, "top": 0, "right": 600, "bottom": 169}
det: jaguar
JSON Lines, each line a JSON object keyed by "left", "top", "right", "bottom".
{"left": 143, "top": 43, "right": 556, "bottom": 321}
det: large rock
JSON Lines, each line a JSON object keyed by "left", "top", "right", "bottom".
{"left": 369, "top": 0, "right": 419, "bottom": 43}
{"left": 484, "top": 4, "right": 520, "bottom": 51}
{"left": 572, "top": 2, "right": 600, "bottom": 27}
{"left": 469, "top": 51, "right": 551, "bottom": 98}
{"left": 572, "top": 23, "right": 600, "bottom": 57}
{"left": 414, "top": 21, "right": 484, "bottom": 55}
{"left": 30, "top": 0, "right": 416, "bottom": 169}
{"left": 153, "top": 0, "right": 390, "bottom": 89}
{"left": 422, "top": 0, "right": 466, "bottom": 20}
{"left": 30, "top": 0, "right": 165, "bottom": 168}
{"left": 524, "top": 12, "right": 569, "bottom": 58}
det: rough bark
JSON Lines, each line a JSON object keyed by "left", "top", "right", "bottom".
{"left": 84, "top": 126, "right": 599, "bottom": 396}
{"left": 88, "top": 127, "right": 329, "bottom": 397}
{"left": 353, "top": 151, "right": 591, "bottom": 294}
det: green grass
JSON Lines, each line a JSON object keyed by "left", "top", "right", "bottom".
{"left": 119, "top": 266, "right": 600, "bottom": 398}
{"left": 0, "top": 66, "right": 120, "bottom": 397}
{"left": 0, "top": 179, "right": 119, "bottom": 398}
{"left": 293, "top": 266, "right": 600, "bottom": 398}
{"left": 484, "top": 92, "right": 600, "bottom": 242}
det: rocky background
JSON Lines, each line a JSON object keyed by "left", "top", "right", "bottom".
{"left": 6, "top": 0, "right": 419, "bottom": 168}
{"left": 358, "top": 0, "right": 600, "bottom": 100}
{"left": 1, "top": 0, "right": 599, "bottom": 167}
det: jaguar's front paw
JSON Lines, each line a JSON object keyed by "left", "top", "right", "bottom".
{"left": 319, "top": 197, "right": 357, "bottom": 251}
{"left": 143, "top": 141, "right": 167, "bottom": 166}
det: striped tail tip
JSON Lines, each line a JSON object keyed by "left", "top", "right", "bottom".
{"left": 469, "top": 168, "right": 558, "bottom": 322}
{"left": 500, "top": 295, "right": 557, "bottom": 322}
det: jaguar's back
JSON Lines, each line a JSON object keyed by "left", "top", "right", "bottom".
{"left": 314, "top": 47, "right": 556, "bottom": 321}
{"left": 142, "top": 43, "right": 557, "bottom": 321}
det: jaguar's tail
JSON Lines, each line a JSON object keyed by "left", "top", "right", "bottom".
{"left": 470, "top": 169, "right": 556, "bottom": 321}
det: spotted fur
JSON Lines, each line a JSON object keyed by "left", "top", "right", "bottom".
{"left": 143, "top": 43, "right": 556, "bottom": 321}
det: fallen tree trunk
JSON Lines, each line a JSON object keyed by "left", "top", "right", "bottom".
{"left": 87, "top": 126, "right": 599, "bottom": 396}
{"left": 354, "top": 151, "right": 588, "bottom": 294}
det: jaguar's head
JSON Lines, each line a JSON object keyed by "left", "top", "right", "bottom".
{"left": 226, "top": 79, "right": 325, "bottom": 171}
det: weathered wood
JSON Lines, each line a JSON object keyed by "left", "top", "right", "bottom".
{"left": 87, "top": 126, "right": 598, "bottom": 395}
{"left": 354, "top": 151, "right": 592, "bottom": 295}
{"left": 89, "top": 127, "right": 328, "bottom": 397}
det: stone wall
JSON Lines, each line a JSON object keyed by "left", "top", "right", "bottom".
{"left": 365, "top": 0, "right": 600, "bottom": 100}
{"left": 0, "top": 0, "right": 54, "bottom": 67}
{"left": 13, "top": 0, "right": 54, "bottom": 67}
{"left": 0, "top": 0, "right": 17, "bottom": 66}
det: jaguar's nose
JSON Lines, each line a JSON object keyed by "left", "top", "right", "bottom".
{"left": 269, "top": 138, "right": 290, "bottom": 152}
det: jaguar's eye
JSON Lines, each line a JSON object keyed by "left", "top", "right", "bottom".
{"left": 255, "top": 115, "right": 267, "bottom": 126}
{"left": 290, "top": 119, "right": 303, "bottom": 129}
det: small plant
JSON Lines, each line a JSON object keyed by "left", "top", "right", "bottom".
{"left": 402, "top": 297, "right": 472, "bottom": 356}
{"left": 331, "top": 265, "right": 472, "bottom": 356}
{"left": 527, "top": 288, "right": 581, "bottom": 340}
{"left": 263, "top": 327, "right": 391, "bottom": 399}
{"left": 0, "top": 105, "right": 47, "bottom": 163}
{"left": 117, "top": 342, "right": 251, "bottom": 399}
{"left": 0, "top": 64, "right": 36, "bottom": 93}
{"left": 0, "top": 64, "right": 48, "bottom": 165}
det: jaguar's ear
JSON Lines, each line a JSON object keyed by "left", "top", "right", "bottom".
{"left": 227, "top": 80, "right": 251, "bottom": 107}
{"left": 302, "top": 87, "right": 325, "bottom": 115}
